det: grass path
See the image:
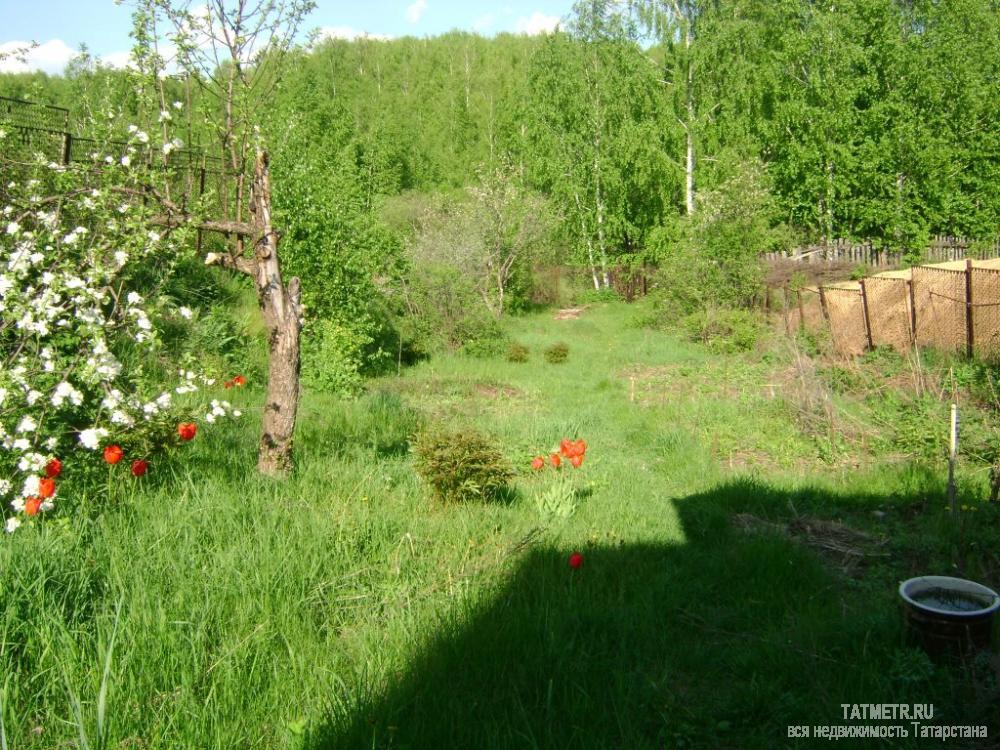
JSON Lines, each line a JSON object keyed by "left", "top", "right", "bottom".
{"left": 2, "top": 303, "right": 997, "bottom": 748}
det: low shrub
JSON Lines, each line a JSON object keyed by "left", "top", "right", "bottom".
{"left": 460, "top": 318, "right": 510, "bottom": 358}
{"left": 300, "top": 318, "right": 371, "bottom": 395}
{"left": 507, "top": 343, "right": 530, "bottom": 363}
{"left": 544, "top": 342, "right": 570, "bottom": 364}
{"left": 682, "top": 308, "right": 763, "bottom": 354}
{"left": 573, "top": 287, "right": 621, "bottom": 305}
{"left": 412, "top": 427, "right": 514, "bottom": 503}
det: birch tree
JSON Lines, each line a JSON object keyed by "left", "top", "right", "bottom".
{"left": 632, "top": 0, "right": 703, "bottom": 215}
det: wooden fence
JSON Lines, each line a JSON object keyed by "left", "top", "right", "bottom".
{"left": 762, "top": 236, "right": 1000, "bottom": 267}
{"left": 0, "top": 95, "right": 230, "bottom": 221}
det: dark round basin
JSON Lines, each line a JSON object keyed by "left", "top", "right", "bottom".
{"left": 899, "top": 576, "right": 1000, "bottom": 657}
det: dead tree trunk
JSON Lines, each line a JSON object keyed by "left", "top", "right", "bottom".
{"left": 209, "top": 151, "right": 301, "bottom": 476}
{"left": 250, "top": 152, "right": 301, "bottom": 476}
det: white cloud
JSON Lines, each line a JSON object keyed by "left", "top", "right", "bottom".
{"left": 515, "top": 11, "right": 560, "bottom": 35}
{"left": 0, "top": 39, "right": 136, "bottom": 74}
{"left": 0, "top": 39, "right": 76, "bottom": 74}
{"left": 406, "top": 0, "right": 428, "bottom": 24}
{"left": 100, "top": 50, "right": 134, "bottom": 69}
{"left": 473, "top": 13, "right": 496, "bottom": 32}
{"left": 317, "top": 26, "right": 392, "bottom": 42}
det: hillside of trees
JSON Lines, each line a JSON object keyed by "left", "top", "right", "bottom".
{"left": 3, "top": 0, "right": 998, "bottom": 389}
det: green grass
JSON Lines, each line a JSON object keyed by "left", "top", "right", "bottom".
{"left": 2, "top": 302, "right": 999, "bottom": 748}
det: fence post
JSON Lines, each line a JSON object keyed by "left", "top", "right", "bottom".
{"left": 818, "top": 286, "right": 830, "bottom": 322}
{"left": 797, "top": 288, "right": 805, "bottom": 331}
{"left": 859, "top": 279, "right": 874, "bottom": 350}
{"left": 965, "top": 259, "right": 974, "bottom": 358}
{"left": 61, "top": 132, "right": 72, "bottom": 165}
{"left": 907, "top": 278, "right": 917, "bottom": 344}
{"left": 782, "top": 286, "right": 791, "bottom": 335}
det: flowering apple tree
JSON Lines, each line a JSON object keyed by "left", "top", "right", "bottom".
{"left": 0, "top": 125, "right": 241, "bottom": 534}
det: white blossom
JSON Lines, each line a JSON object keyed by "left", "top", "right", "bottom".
{"left": 78, "top": 428, "right": 108, "bottom": 450}
{"left": 22, "top": 475, "right": 39, "bottom": 496}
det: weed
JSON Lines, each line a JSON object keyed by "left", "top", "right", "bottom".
{"left": 506, "top": 343, "right": 530, "bottom": 363}
{"left": 544, "top": 342, "right": 569, "bottom": 364}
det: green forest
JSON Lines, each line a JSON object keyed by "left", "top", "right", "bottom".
{"left": 4, "top": 0, "right": 999, "bottom": 390}
{"left": 2, "top": 1, "right": 1000, "bottom": 747}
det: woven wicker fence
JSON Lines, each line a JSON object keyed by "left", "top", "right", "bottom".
{"left": 864, "top": 275, "right": 912, "bottom": 351}
{"left": 778, "top": 259, "right": 1000, "bottom": 359}
{"left": 823, "top": 284, "right": 868, "bottom": 356}
{"left": 972, "top": 266, "right": 1000, "bottom": 359}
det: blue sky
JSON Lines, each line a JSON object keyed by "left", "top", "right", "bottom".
{"left": 0, "top": 1, "right": 575, "bottom": 74}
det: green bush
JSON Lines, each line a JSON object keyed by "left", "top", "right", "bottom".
{"left": 544, "top": 342, "right": 570, "bottom": 364}
{"left": 300, "top": 318, "right": 371, "bottom": 396}
{"left": 391, "top": 263, "right": 509, "bottom": 357}
{"left": 506, "top": 343, "right": 530, "bottom": 363}
{"left": 573, "top": 287, "right": 621, "bottom": 304}
{"left": 681, "top": 309, "right": 763, "bottom": 354}
{"left": 460, "top": 317, "right": 510, "bottom": 358}
{"left": 412, "top": 427, "right": 514, "bottom": 503}
{"left": 644, "top": 154, "right": 791, "bottom": 317}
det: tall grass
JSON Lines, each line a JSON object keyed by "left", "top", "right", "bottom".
{"left": 1, "top": 302, "right": 997, "bottom": 748}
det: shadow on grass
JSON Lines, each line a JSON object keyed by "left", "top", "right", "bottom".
{"left": 308, "top": 478, "right": 1000, "bottom": 749}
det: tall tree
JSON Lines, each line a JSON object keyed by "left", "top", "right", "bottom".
{"left": 529, "top": 3, "right": 669, "bottom": 287}
{"left": 633, "top": 0, "right": 704, "bottom": 215}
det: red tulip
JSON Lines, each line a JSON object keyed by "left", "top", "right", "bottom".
{"left": 233, "top": 375, "right": 246, "bottom": 387}
{"left": 44, "top": 458, "right": 62, "bottom": 478}
{"left": 559, "top": 439, "right": 587, "bottom": 459}
{"left": 550, "top": 453, "right": 562, "bottom": 468}
{"left": 103, "top": 445, "right": 124, "bottom": 465}
{"left": 38, "top": 477, "right": 55, "bottom": 499}
{"left": 570, "top": 454, "right": 584, "bottom": 469}
{"left": 531, "top": 456, "right": 545, "bottom": 471}
{"left": 131, "top": 459, "right": 148, "bottom": 477}
{"left": 568, "top": 551, "right": 584, "bottom": 569}
{"left": 24, "top": 496, "right": 42, "bottom": 516}
{"left": 224, "top": 380, "right": 233, "bottom": 389}
{"left": 177, "top": 422, "right": 197, "bottom": 441}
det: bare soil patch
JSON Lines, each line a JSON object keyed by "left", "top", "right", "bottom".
{"left": 554, "top": 306, "right": 587, "bottom": 320}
